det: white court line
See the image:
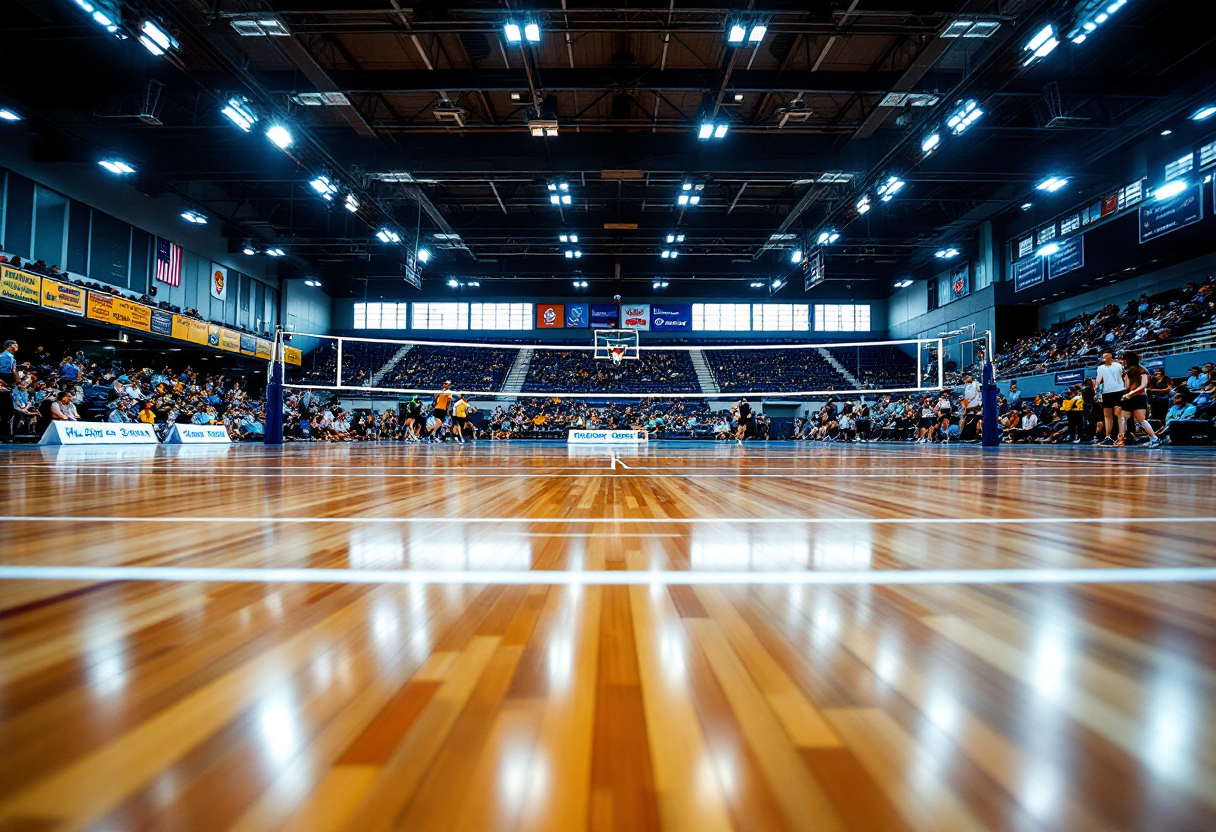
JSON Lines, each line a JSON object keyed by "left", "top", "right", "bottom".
{"left": 2, "top": 515, "right": 1214, "bottom": 526}
{"left": 2, "top": 565, "right": 1215, "bottom": 586}
{"left": 2, "top": 470, "right": 1205, "bottom": 481}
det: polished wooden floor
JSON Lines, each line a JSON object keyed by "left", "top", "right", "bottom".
{"left": 2, "top": 441, "right": 1216, "bottom": 832}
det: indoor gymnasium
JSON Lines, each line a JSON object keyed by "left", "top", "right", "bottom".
{"left": 2, "top": 1, "right": 1216, "bottom": 831}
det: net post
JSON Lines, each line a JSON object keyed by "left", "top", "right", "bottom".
{"left": 336, "top": 336, "right": 343, "bottom": 388}
{"left": 981, "top": 336, "right": 1000, "bottom": 447}
{"left": 265, "top": 326, "right": 284, "bottom": 446}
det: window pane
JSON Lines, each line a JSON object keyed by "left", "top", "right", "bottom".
{"left": 366, "top": 302, "right": 382, "bottom": 329}
{"left": 855, "top": 305, "right": 870, "bottom": 331}
{"left": 32, "top": 185, "right": 68, "bottom": 267}
{"left": 692, "top": 304, "right": 705, "bottom": 330}
{"left": 89, "top": 210, "right": 131, "bottom": 287}
{"left": 354, "top": 302, "right": 366, "bottom": 329}
{"left": 794, "top": 304, "right": 809, "bottom": 331}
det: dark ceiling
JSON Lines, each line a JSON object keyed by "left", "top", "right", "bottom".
{"left": 3, "top": 0, "right": 1214, "bottom": 299}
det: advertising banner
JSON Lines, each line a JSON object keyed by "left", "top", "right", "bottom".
{"left": 126, "top": 301, "right": 152, "bottom": 332}
{"left": 207, "top": 324, "right": 221, "bottom": 348}
{"left": 620, "top": 303, "right": 650, "bottom": 331}
{"left": 164, "top": 424, "right": 232, "bottom": 444}
{"left": 87, "top": 292, "right": 116, "bottom": 324}
{"left": 239, "top": 333, "right": 258, "bottom": 355}
{"left": 210, "top": 263, "right": 228, "bottom": 301}
{"left": 255, "top": 338, "right": 273, "bottom": 360}
{"left": 0, "top": 266, "right": 40, "bottom": 306}
{"left": 187, "top": 318, "right": 209, "bottom": 345}
{"left": 536, "top": 303, "right": 565, "bottom": 328}
{"left": 1047, "top": 235, "right": 1084, "bottom": 279}
{"left": 590, "top": 303, "right": 619, "bottom": 329}
{"left": 1144, "top": 358, "right": 1166, "bottom": 370}
{"left": 40, "top": 277, "right": 85, "bottom": 315}
{"left": 564, "top": 303, "right": 589, "bottom": 328}
{"left": 1139, "top": 184, "right": 1203, "bottom": 243}
{"left": 950, "top": 262, "right": 970, "bottom": 300}
{"left": 219, "top": 328, "right": 242, "bottom": 352}
{"left": 650, "top": 304, "right": 691, "bottom": 332}
{"left": 1012, "top": 257, "right": 1045, "bottom": 293}
{"left": 1054, "top": 369, "right": 1085, "bottom": 385}
{"left": 150, "top": 309, "right": 173, "bottom": 336}
{"left": 172, "top": 314, "right": 192, "bottom": 341}
{"left": 39, "top": 421, "right": 158, "bottom": 446}
{"left": 567, "top": 429, "right": 648, "bottom": 444}
{"left": 284, "top": 346, "right": 303, "bottom": 366}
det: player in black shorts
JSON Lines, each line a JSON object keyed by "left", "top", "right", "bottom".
{"left": 404, "top": 396, "right": 423, "bottom": 442}
{"left": 1120, "top": 351, "right": 1160, "bottom": 448}
{"left": 735, "top": 397, "right": 754, "bottom": 443}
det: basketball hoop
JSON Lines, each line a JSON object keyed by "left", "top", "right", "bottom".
{"left": 609, "top": 346, "right": 626, "bottom": 366}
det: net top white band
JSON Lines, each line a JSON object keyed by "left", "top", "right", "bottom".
{"left": 281, "top": 332, "right": 938, "bottom": 352}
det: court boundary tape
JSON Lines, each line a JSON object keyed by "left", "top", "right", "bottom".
{"left": 1, "top": 515, "right": 1214, "bottom": 525}
{"left": 2, "top": 565, "right": 1215, "bottom": 586}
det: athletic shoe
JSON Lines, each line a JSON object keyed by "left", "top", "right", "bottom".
{"left": 1100, "top": 437, "right": 1115, "bottom": 446}
{"left": 1148, "top": 437, "right": 1161, "bottom": 448}
{"left": 1114, "top": 436, "right": 1125, "bottom": 447}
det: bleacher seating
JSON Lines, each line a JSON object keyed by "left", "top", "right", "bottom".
{"left": 707, "top": 348, "right": 842, "bottom": 393}
{"left": 828, "top": 345, "right": 918, "bottom": 389}
{"left": 522, "top": 349, "right": 699, "bottom": 394}
{"left": 381, "top": 345, "right": 516, "bottom": 392}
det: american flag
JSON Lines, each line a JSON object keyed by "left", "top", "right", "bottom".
{"left": 155, "top": 238, "right": 181, "bottom": 287}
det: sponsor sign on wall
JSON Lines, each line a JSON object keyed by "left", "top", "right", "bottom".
{"left": 210, "top": 263, "right": 228, "bottom": 301}
{"left": 567, "top": 429, "right": 647, "bottom": 444}
{"left": 1054, "top": 369, "right": 1085, "bottom": 385}
{"left": 564, "top": 303, "right": 589, "bottom": 328}
{"left": 536, "top": 303, "right": 565, "bottom": 328}
{"left": 126, "top": 302, "right": 151, "bottom": 332}
{"left": 590, "top": 304, "right": 619, "bottom": 329}
{"left": 39, "top": 421, "right": 158, "bottom": 446}
{"left": 150, "top": 309, "right": 173, "bottom": 336}
{"left": 0, "top": 266, "right": 40, "bottom": 305}
{"left": 164, "top": 424, "right": 232, "bottom": 444}
{"left": 239, "top": 334, "right": 258, "bottom": 355}
{"left": 207, "top": 324, "right": 221, "bottom": 347}
{"left": 650, "top": 304, "right": 691, "bottom": 331}
{"left": 219, "top": 328, "right": 242, "bottom": 352}
{"left": 1012, "top": 257, "right": 1045, "bottom": 292}
{"left": 255, "top": 339, "right": 273, "bottom": 360}
{"left": 1047, "top": 235, "right": 1084, "bottom": 279}
{"left": 620, "top": 304, "right": 650, "bottom": 330}
{"left": 1139, "top": 183, "right": 1203, "bottom": 243}
{"left": 40, "top": 278, "right": 85, "bottom": 315}
{"left": 284, "top": 346, "right": 303, "bottom": 366}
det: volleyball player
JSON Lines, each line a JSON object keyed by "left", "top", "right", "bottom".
{"left": 428, "top": 381, "right": 453, "bottom": 441}
{"left": 1120, "top": 352, "right": 1160, "bottom": 448}
{"left": 403, "top": 395, "right": 423, "bottom": 442}
{"left": 1095, "top": 351, "right": 1126, "bottom": 446}
{"left": 735, "top": 397, "right": 754, "bottom": 443}
{"left": 452, "top": 394, "right": 476, "bottom": 443}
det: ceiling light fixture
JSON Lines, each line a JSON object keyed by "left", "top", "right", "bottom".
{"left": 180, "top": 210, "right": 207, "bottom": 224}
{"left": 98, "top": 159, "right": 135, "bottom": 174}
{"left": 138, "top": 20, "right": 176, "bottom": 55}
{"left": 1152, "top": 180, "right": 1188, "bottom": 201}
{"left": 1035, "top": 176, "right": 1069, "bottom": 192}
{"left": 1036, "top": 242, "right": 1060, "bottom": 257}
{"left": 220, "top": 97, "right": 257, "bottom": 132}
{"left": 265, "top": 124, "right": 292, "bottom": 149}
{"left": 946, "top": 99, "right": 983, "bottom": 134}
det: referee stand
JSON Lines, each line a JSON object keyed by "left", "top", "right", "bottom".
{"left": 265, "top": 326, "right": 285, "bottom": 446}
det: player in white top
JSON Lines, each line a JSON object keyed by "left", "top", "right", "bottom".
{"left": 1095, "top": 351, "right": 1126, "bottom": 446}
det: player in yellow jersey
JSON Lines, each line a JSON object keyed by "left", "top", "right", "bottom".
{"left": 428, "top": 380, "right": 453, "bottom": 442}
{"left": 453, "top": 393, "right": 477, "bottom": 443}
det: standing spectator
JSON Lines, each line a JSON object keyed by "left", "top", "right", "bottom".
{"left": 1120, "top": 352, "right": 1160, "bottom": 447}
{"left": 1147, "top": 368, "right": 1173, "bottom": 422}
{"left": 1006, "top": 380, "right": 1022, "bottom": 410}
{"left": 0, "top": 340, "right": 17, "bottom": 442}
{"left": 1095, "top": 351, "right": 1126, "bottom": 446}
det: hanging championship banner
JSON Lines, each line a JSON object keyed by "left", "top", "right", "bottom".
{"left": 210, "top": 263, "right": 228, "bottom": 301}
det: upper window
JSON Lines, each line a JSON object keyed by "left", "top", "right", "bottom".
{"left": 412, "top": 302, "right": 469, "bottom": 330}
{"left": 813, "top": 304, "right": 870, "bottom": 332}
{"left": 752, "top": 303, "right": 810, "bottom": 332}
{"left": 692, "top": 303, "right": 752, "bottom": 331}
{"left": 470, "top": 302, "right": 533, "bottom": 330}
{"left": 353, "top": 302, "right": 409, "bottom": 330}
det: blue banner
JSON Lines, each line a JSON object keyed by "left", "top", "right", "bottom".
{"left": 589, "top": 303, "right": 618, "bottom": 329}
{"left": 1144, "top": 357, "right": 1166, "bottom": 370}
{"left": 1047, "top": 235, "right": 1084, "bottom": 279}
{"left": 650, "top": 304, "right": 691, "bottom": 332}
{"left": 564, "top": 303, "right": 589, "bottom": 328}
{"left": 1054, "top": 369, "right": 1085, "bottom": 386}
{"left": 1012, "top": 257, "right": 1044, "bottom": 292}
{"left": 1139, "top": 184, "right": 1203, "bottom": 243}
{"left": 150, "top": 309, "right": 173, "bottom": 336}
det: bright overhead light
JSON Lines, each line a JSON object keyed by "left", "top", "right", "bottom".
{"left": 894, "top": 279, "right": 914, "bottom": 288}
{"left": 682, "top": 181, "right": 693, "bottom": 191}
{"left": 265, "top": 124, "right": 292, "bottom": 149}
{"left": 242, "top": 245, "right": 257, "bottom": 255}
{"left": 417, "top": 248, "right": 432, "bottom": 263}
{"left": 677, "top": 194, "right": 689, "bottom": 206}
{"left": 0, "top": 109, "right": 21, "bottom": 121}
{"left": 734, "top": 94, "right": 744, "bottom": 103}
{"left": 688, "top": 195, "right": 700, "bottom": 205}
{"left": 727, "top": 24, "right": 746, "bottom": 44}
{"left": 921, "top": 133, "right": 941, "bottom": 154}
{"left": 1153, "top": 180, "right": 1188, "bottom": 201}
{"left": 139, "top": 20, "right": 175, "bottom": 55}
{"left": 504, "top": 23, "right": 522, "bottom": 43}
{"left": 524, "top": 22, "right": 540, "bottom": 42}
{"left": 310, "top": 175, "right": 338, "bottom": 199}
{"left": 91, "top": 10, "right": 113, "bottom": 28}
{"left": 1036, "top": 242, "right": 1060, "bottom": 257}
{"left": 266, "top": 248, "right": 285, "bottom": 257}
{"left": 180, "top": 210, "right": 207, "bottom": 224}
{"left": 816, "top": 230, "right": 839, "bottom": 245}
{"left": 550, "top": 194, "right": 560, "bottom": 205}
{"left": 344, "top": 193, "right": 359, "bottom": 213}
{"left": 561, "top": 194, "right": 571, "bottom": 205}
{"left": 1160, "top": 129, "right": 1173, "bottom": 136}
{"left": 748, "top": 25, "right": 767, "bottom": 43}
{"left": 876, "top": 176, "right": 905, "bottom": 202}
{"left": 750, "top": 281, "right": 764, "bottom": 288}
{"left": 946, "top": 99, "right": 983, "bottom": 134}
{"left": 98, "top": 159, "right": 135, "bottom": 174}
{"left": 1022, "top": 25, "right": 1059, "bottom": 66}
{"left": 790, "top": 249, "right": 803, "bottom": 264}
{"left": 304, "top": 279, "right": 321, "bottom": 287}
{"left": 220, "top": 97, "right": 257, "bottom": 132}
{"left": 856, "top": 195, "right": 871, "bottom": 214}
{"left": 935, "top": 248, "right": 959, "bottom": 259}
{"left": 558, "top": 181, "right": 569, "bottom": 192}
{"left": 714, "top": 123, "right": 729, "bottom": 138}
{"left": 771, "top": 279, "right": 783, "bottom": 289}
{"left": 1035, "top": 176, "right": 1069, "bottom": 192}
{"left": 376, "top": 228, "right": 400, "bottom": 243}
{"left": 1021, "top": 202, "right": 1033, "bottom": 210}
{"left": 1191, "top": 105, "right": 1216, "bottom": 121}
{"left": 698, "top": 122, "right": 714, "bottom": 140}
{"left": 448, "top": 278, "right": 460, "bottom": 288}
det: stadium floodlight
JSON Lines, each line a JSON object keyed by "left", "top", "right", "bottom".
{"left": 1022, "top": 25, "right": 1058, "bottom": 66}
{"left": 1153, "top": 180, "right": 1188, "bottom": 201}
{"left": 1036, "top": 242, "right": 1060, "bottom": 257}
{"left": 921, "top": 132, "right": 941, "bottom": 154}
{"left": 558, "top": 181, "right": 569, "bottom": 191}
{"left": 688, "top": 195, "right": 700, "bottom": 205}
{"left": 344, "top": 193, "right": 359, "bottom": 213}
{"left": 876, "top": 175, "right": 906, "bottom": 202}
{"left": 447, "top": 278, "right": 459, "bottom": 288}
{"left": 417, "top": 248, "right": 432, "bottom": 264}
{"left": 0, "top": 108, "right": 21, "bottom": 121}
{"left": 220, "top": 97, "right": 257, "bottom": 132}
{"left": 524, "top": 22, "right": 541, "bottom": 42}
{"left": 376, "top": 228, "right": 401, "bottom": 243}
{"left": 1191, "top": 105, "right": 1216, "bottom": 121}
{"left": 310, "top": 175, "right": 339, "bottom": 201}
{"left": 1021, "top": 202, "right": 1033, "bottom": 210}
{"left": 138, "top": 20, "right": 176, "bottom": 55}
{"left": 727, "top": 24, "right": 746, "bottom": 44}
{"left": 468, "top": 281, "right": 480, "bottom": 287}
{"left": 946, "top": 99, "right": 983, "bottom": 134}
{"left": 855, "top": 195, "right": 871, "bottom": 214}
{"left": 677, "top": 194, "right": 689, "bottom": 206}
{"left": 504, "top": 23, "right": 522, "bottom": 43}
{"left": 1067, "top": 0, "right": 1129, "bottom": 44}
{"left": 750, "top": 281, "right": 765, "bottom": 288}
{"left": 790, "top": 249, "right": 803, "bottom": 264}
{"left": 771, "top": 279, "right": 784, "bottom": 289}
{"left": 304, "top": 279, "right": 321, "bottom": 287}
{"left": 748, "top": 25, "right": 767, "bottom": 43}
{"left": 98, "top": 159, "right": 135, "bottom": 174}
{"left": 894, "top": 279, "right": 914, "bottom": 288}
{"left": 242, "top": 244, "right": 257, "bottom": 255}
{"left": 1035, "top": 176, "right": 1069, "bottom": 193}
{"left": 935, "top": 248, "right": 959, "bottom": 259}
{"left": 266, "top": 248, "right": 285, "bottom": 257}
{"left": 265, "top": 124, "right": 293, "bottom": 149}
{"left": 90, "top": 9, "right": 117, "bottom": 32}
{"left": 816, "top": 230, "right": 839, "bottom": 245}
{"left": 180, "top": 210, "right": 207, "bottom": 224}
{"left": 698, "top": 121, "right": 714, "bottom": 139}
{"left": 561, "top": 194, "right": 572, "bottom": 205}
{"left": 564, "top": 249, "right": 582, "bottom": 259}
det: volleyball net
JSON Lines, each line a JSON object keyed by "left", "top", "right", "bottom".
{"left": 273, "top": 332, "right": 944, "bottom": 402}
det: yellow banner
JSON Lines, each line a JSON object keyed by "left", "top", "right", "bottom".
{"left": 171, "top": 314, "right": 192, "bottom": 341}
{"left": 207, "top": 324, "right": 221, "bottom": 348}
{"left": 255, "top": 339, "right": 273, "bottom": 360}
{"left": 126, "top": 302, "right": 151, "bottom": 332}
{"left": 87, "top": 292, "right": 116, "bottom": 323}
{"left": 107, "top": 297, "right": 137, "bottom": 329}
{"left": 219, "top": 328, "right": 242, "bottom": 353}
{"left": 188, "top": 319, "right": 209, "bottom": 346}
{"left": 40, "top": 277, "right": 86, "bottom": 315}
{"left": 1, "top": 267, "right": 42, "bottom": 306}
{"left": 284, "top": 346, "right": 302, "bottom": 366}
